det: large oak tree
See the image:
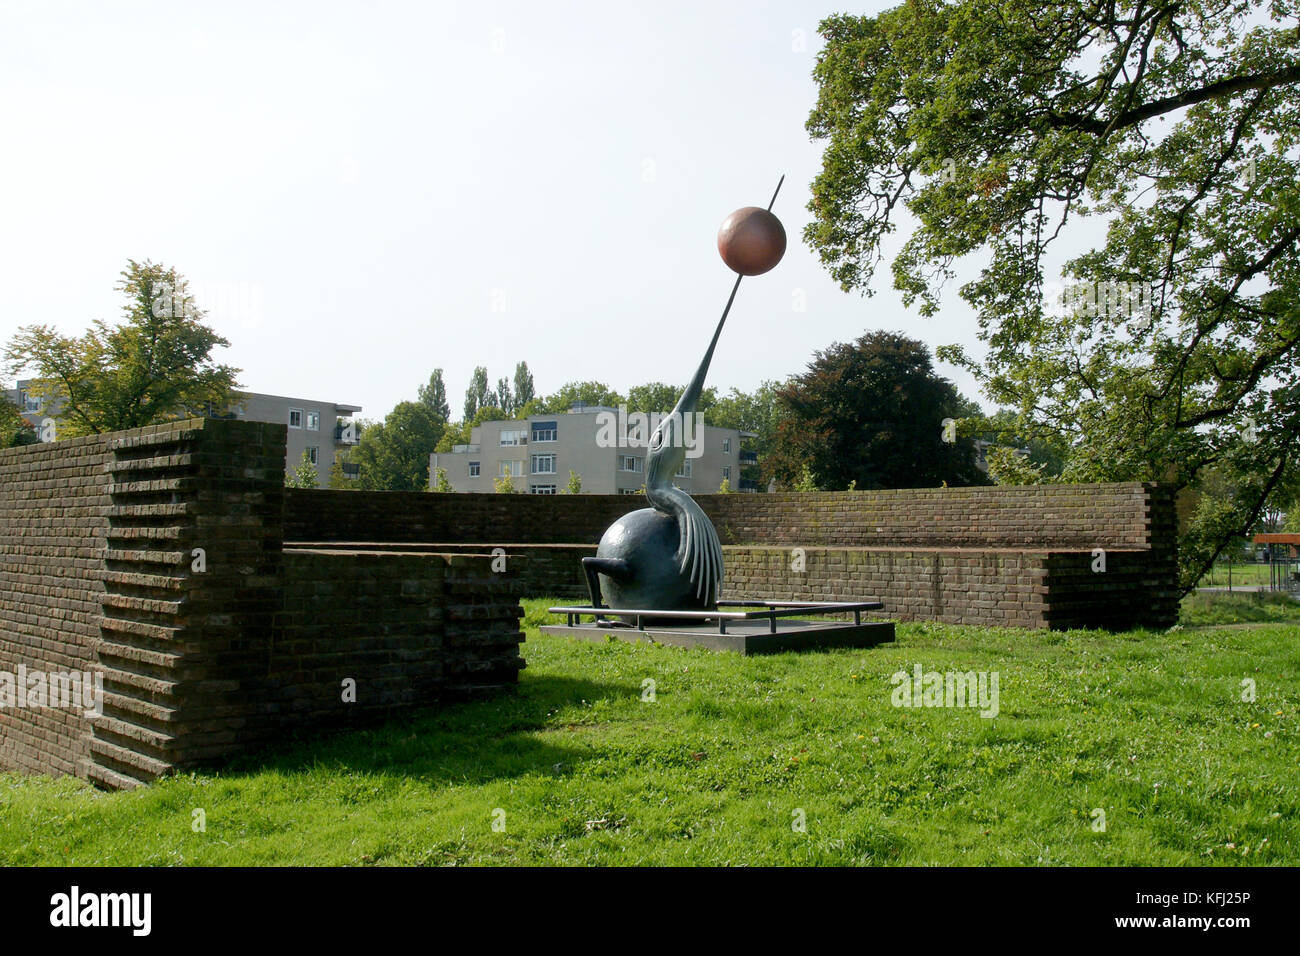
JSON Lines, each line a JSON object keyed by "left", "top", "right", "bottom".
{"left": 806, "top": 0, "right": 1300, "bottom": 589}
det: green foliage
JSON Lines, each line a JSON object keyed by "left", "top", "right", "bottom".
{"left": 705, "top": 381, "right": 787, "bottom": 488}
{"left": 328, "top": 455, "right": 359, "bottom": 491}
{"left": 5, "top": 603, "right": 1299, "bottom": 865}
{"left": 718, "top": 478, "right": 734, "bottom": 494}
{"left": 625, "top": 382, "right": 717, "bottom": 417}
{"left": 471, "top": 405, "right": 506, "bottom": 427}
{"left": 349, "top": 397, "right": 447, "bottom": 492}
{"left": 417, "top": 369, "right": 451, "bottom": 422}
{"left": 3, "top": 260, "right": 241, "bottom": 437}
{"left": 1178, "top": 591, "right": 1300, "bottom": 627}
{"left": 793, "top": 463, "right": 819, "bottom": 492}
{"left": 984, "top": 445, "right": 1049, "bottom": 486}
{"left": 430, "top": 466, "right": 452, "bottom": 493}
{"left": 464, "top": 366, "right": 490, "bottom": 421}
{"left": 494, "top": 473, "right": 518, "bottom": 494}
{"left": 285, "top": 450, "right": 319, "bottom": 489}
{"left": 538, "top": 381, "right": 624, "bottom": 413}
{"left": 561, "top": 469, "right": 582, "bottom": 494}
{"left": 435, "top": 421, "right": 471, "bottom": 453}
{"left": 0, "top": 391, "right": 36, "bottom": 447}
{"left": 806, "top": 2, "right": 1300, "bottom": 592}
{"left": 765, "top": 331, "right": 989, "bottom": 490}
{"left": 513, "top": 361, "right": 535, "bottom": 410}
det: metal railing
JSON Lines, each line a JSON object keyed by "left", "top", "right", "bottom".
{"left": 547, "top": 599, "right": 884, "bottom": 634}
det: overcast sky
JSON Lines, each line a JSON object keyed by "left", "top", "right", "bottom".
{"left": 1, "top": 0, "right": 1012, "bottom": 420}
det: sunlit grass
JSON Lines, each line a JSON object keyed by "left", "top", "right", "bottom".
{"left": 1, "top": 596, "right": 1296, "bottom": 866}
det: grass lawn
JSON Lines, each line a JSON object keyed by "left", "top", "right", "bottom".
{"left": 1195, "top": 562, "right": 1290, "bottom": 588}
{"left": 1, "top": 595, "right": 1297, "bottom": 866}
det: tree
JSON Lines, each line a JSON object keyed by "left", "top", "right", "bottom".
{"left": 348, "top": 399, "right": 446, "bottom": 491}
{"left": 708, "top": 381, "right": 787, "bottom": 487}
{"left": 561, "top": 469, "right": 583, "bottom": 494}
{"left": 765, "top": 331, "right": 988, "bottom": 490}
{"left": 496, "top": 377, "right": 513, "bottom": 416}
{"left": 418, "top": 369, "right": 451, "bottom": 422}
{"left": 430, "top": 466, "right": 453, "bottom": 492}
{"left": 538, "top": 381, "right": 623, "bottom": 413}
{"left": 964, "top": 408, "right": 1069, "bottom": 484}
{"left": 3, "top": 260, "right": 242, "bottom": 437}
{"left": 435, "top": 421, "right": 470, "bottom": 453}
{"left": 626, "top": 382, "right": 717, "bottom": 417}
{"left": 513, "top": 361, "right": 535, "bottom": 410}
{"left": 285, "top": 450, "right": 319, "bottom": 489}
{"left": 718, "top": 478, "right": 734, "bottom": 494}
{"left": 0, "top": 391, "right": 36, "bottom": 447}
{"left": 494, "top": 473, "right": 518, "bottom": 494}
{"left": 793, "top": 463, "right": 819, "bottom": 492}
{"left": 806, "top": 1, "right": 1300, "bottom": 591}
{"left": 463, "top": 367, "right": 490, "bottom": 421}
{"left": 328, "top": 454, "right": 360, "bottom": 490}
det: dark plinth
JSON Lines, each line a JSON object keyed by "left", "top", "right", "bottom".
{"left": 541, "top": 600, "right": 895, "bottom": 655}
{"left": 541, "top": 617, "right": 894, "bottom": 655}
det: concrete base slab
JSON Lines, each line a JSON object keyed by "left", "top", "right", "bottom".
{"left": 540, "top": 617, "right": 895, "bottom": 655}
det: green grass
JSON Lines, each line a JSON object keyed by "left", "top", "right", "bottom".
{"left": 1195, "top": 562, "right": 1284, "bottom": 588}
{"left": 1, "top": 597, "right": 1297, "bottom": 866}
{"left": 1178, "top": 590, "right": 1300, "bottom": 627}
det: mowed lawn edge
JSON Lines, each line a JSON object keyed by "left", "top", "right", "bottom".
{"left": 1, "top": 596, "right": 1297, "bottom": 866}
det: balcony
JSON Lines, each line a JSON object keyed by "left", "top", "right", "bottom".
{"left": 740, "top": 478, "right": 760, "bottom": 492}
{"left": 739, "top": 450, "right": 759, "bottom": 465}
{"left": 334, "top": 424, "right": 359, "bottom": 445}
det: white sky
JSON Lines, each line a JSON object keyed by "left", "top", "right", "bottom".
{"left": 0, "top": 0, "right": 1004, "bottom": 420}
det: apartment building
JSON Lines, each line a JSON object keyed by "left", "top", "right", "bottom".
{"left": 6, "top": 379, "right": 360, "bottom": 486}
{"left": 429, "top": 404, "right": 758, "bottom": 494}
{"left": 3, "top": 381, "right": 45, "bottom": 427}
{"left": 209, "top": 392, "right": 362, "bottom": 486}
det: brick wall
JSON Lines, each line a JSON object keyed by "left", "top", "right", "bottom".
{"left": 284, "top": 483, "right": 1179, "bottom": 631}
{"left": 0, "top": 433, "right": 113, "bottom": 779}
{"left": 2, "top": 419, "right": 527, "bottom": 789}
{"left": 285, "top": 483, "right": 1167, "bottom": 549}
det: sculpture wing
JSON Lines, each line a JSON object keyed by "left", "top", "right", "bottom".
{"left": 666, "top": 488, "right": 723, "bottom": 604}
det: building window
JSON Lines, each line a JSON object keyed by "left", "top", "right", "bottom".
{"left": 500, "top": 429, "right": 526, "bottom": 446}
{"left": 675, "top": 460, "right": 692, "bottom": 478}
{"left": 288, "top": 408, "right": 303, "bottom": 429}
{"left": 531, "top": 454, "right": 556, "bottom": 474}
{"left": 722, "top": 466, "right": 731, "bottom": 482}
{"left": 531, "top": 484, "right": 557, "bottom": 495}
{"left": 531, "top": 421, "right": 557, "bottom": 442}
{"left": 307, "top": 446, "right": 319, "bottom": 465}
{"left": 722, "top": 437, "right": 731, "bottom": 453}
{"left": 468, "top": 461, "right": 480, "bottom": 478}
{"left": 499, "top": 460, "right": 523, "bottom": 478}
{"left": 306, "top": 411, "right": 320, "bottom": 431}
{"left": 341, "top": 462, "right": 360, "bottom": 478}
{"left": 19, "top": 389, "right": 40, "bottom": 412}
{"left": 619, "top": 455, "right": 642, "bottom": 473}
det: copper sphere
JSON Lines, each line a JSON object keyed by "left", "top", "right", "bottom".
{"left": 717, "top": 206, "right": 786, "bottom": 276}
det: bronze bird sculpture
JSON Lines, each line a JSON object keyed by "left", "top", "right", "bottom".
{"left": 581, "top": 177, "right": 786, "bottom": 615}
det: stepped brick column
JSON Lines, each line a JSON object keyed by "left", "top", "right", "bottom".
{"left": 91, "top": 419, "right": 286, "bottom": 789}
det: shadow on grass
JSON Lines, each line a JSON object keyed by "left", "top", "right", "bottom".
{"left": 210, "top": 673, "right": 637, "bottom": 787}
